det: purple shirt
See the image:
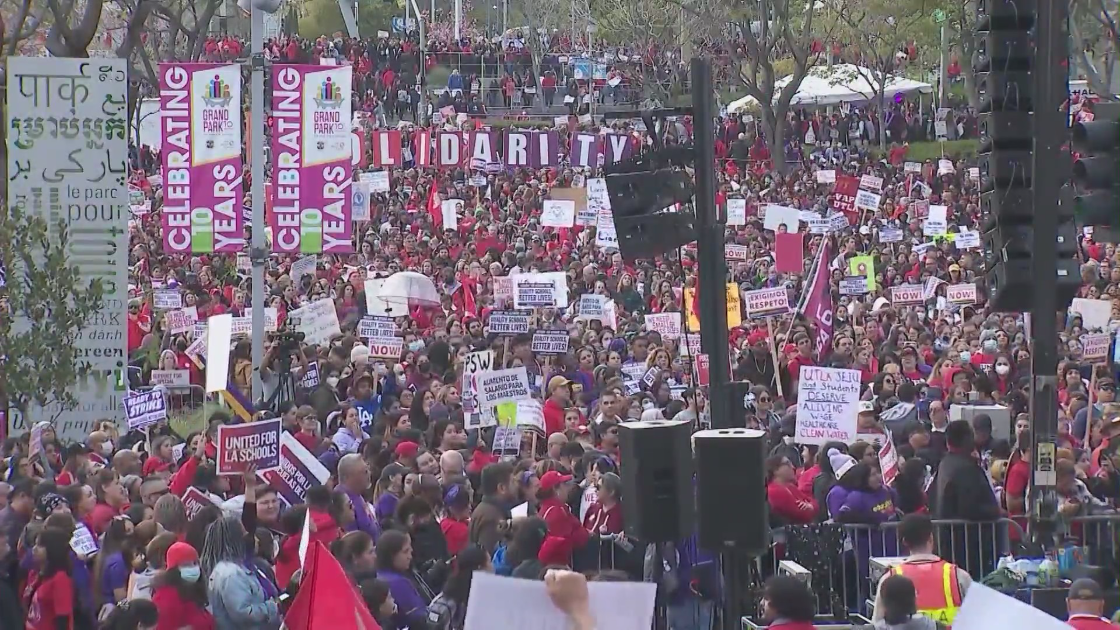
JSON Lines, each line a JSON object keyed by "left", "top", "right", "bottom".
{"left": 839, "top": 487, "right": 899, "bottom": 524}
{"left": 99, "top": 551, "right": 129, "bottom": 607}
{"left": 375, "top": 492, "right": 400, "bottom": 523}
{"left": 344, "top": 487, "right": 381, "bottom": 542}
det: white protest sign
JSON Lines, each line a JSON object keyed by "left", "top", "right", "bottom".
{"left": 880, "top": 228, "right": 904, "bottom": 243}
{"left": 891, "top": 284, "right": 926, "bottom": 305}
{"left": 839, "top": 277, "right": 868, "bottom": 295}
{"left": 441, "top": 199, "right": 464, "bottom": 230}
{"left": 795, "top": 367, "right": 860, "bottom": 446}
{"left": 854, "top": 189, "right": 882, "bottom": 211}
{"left": 489, "top": 311, "right": 531, "bottom": 335}
{"left": 513, "top": 272, "right": 568, "bottom": 309}
{"left": 165, "top": 307, "right": 198, "bottom": 335}
{"left": 351, "top": 181, "right": 371, "bottom": 221}
{"left": 858, "top": 174, "right": 883, "bottom": 192}
{"left": 577, "top": 294, "right": 610, "bottom": 321}
{"left": 463, "top": 350, "right": 494, "bottom": 375}
{"left": 70, "top": 523, "right": 99, "bottom": 557}
{"left": 762, "top": 204, "right": 800, "bottom": 232}
{"left": 290, "top": 255, "right": 318, "bottom": 289}
{"left": 726, "top": 244, "right": 749, "bottom": 261}
{"left": 946, "top": 283, "right": 978, "bottom": 305}
{"left": 531, "top": 329, "right": 570, "bottom": 355}
{"left": 726, "top": 199, "right": 747, "bottom": 225}
{"left": 815, "top": 169, "right": 836, "bottom": 184}
{"left": 1081, "top": 332, "right": 1111, "bottom": 362}
{"left": 515, "top": 399, "right": 546, "bottom": 433}
{"left": 541, "top": 199, "right": 576, "bottom": 228}
{"left": 289, "top": 298, "right": 342, "bottom": 347}
{"left": 476, "top": 367, "right": 532, "bottom": 409}
{"left": 205, "top": 314, "right": 232, "bottom": 393}
{"left": 153, "top": 290, "right": 182, "bottom": 310}
{"left": 938, "top": 159, "right": 955, "bottom": 176}
{"left": 745, "top": 287, "right": 791, "bottom": 318}
{"left": 368, "top": 170, "right": 390, "bottom": 193}
{"left": 879, "top": 430, "right": 899, "bottom": 486}
{"left": 923, "top": 204, "right": 948, "bottom": 236}
{"left": 595, "top": 210, "right": 618, "bottom": 250}
{"left": 150, "top": 370, "right": 189, "bottom": 388}
{"left": 357, "top": 315, "right": 397, "bottom": 341}
{"left": 364, "top": 277, "right": 395, "bottom": 316}
{"left": 1070, "top": 298, "right": 1112, "bottom": 331}
{"left": 588, "top": 178, "right": 617, "bottom": 250}
{"left": 367, "top": 338, "right": 403, "bottom": 359}
{"left": 123, "top": 390, "right": 167, "bottom": 431}
{"left": 904, "top": 161, "right": 922, "bottom": 173}
{"left": 954, "top": 230, "right": 981, "bottom": 249}
{"left": 644, "top": 312, "right": 682, "bottom": 339}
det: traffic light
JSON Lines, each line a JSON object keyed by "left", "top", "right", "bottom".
{"left": 976, "top": 0, "right": 1036, "bottom": 311}
{"left": 1072, "top": 102, "right": 1120, "bottom": 225}
{"left": 605, "top": 141, "right": 697, "bottom": 260}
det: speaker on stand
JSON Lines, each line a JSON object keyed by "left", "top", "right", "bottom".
{"left": 693, "top": 428, "right": 769, "bottom": 630}
{"left": 618, "top": 419, "right": 695, "bottom": 630}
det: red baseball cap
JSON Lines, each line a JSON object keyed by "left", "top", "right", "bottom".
{"left": 539, "top": 470, "right": 574, "bottom": 491}
{"left": 394, "top": 441, "right": 420, "bottom": 459}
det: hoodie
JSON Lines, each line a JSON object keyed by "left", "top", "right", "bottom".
{"left": 274, "top": 508, "right": 340, "bottom": 588}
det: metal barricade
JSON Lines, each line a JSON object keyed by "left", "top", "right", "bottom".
{"left": 1065, "top": 514, "right": 1120, "bottom": 568}
{"left": 770, "top": 518, "right": 1024, "bottom": 618}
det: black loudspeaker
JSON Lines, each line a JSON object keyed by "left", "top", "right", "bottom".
{"left": 618, "top": 419, "right": 695, "bottom": 543}
{"left": 694, "top": 428, "right": 768, "bottom": 553}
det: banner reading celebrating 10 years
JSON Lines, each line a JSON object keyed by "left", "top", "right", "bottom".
{"left": 270, "top": 65, "right": 354, "bottom": 254}
{"left": 159, "top": 63, "right": 244, "bottom": 254}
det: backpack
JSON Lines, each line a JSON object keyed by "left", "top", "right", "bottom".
{"left": 491, "top": 541, "right": 511, "bottom": 576}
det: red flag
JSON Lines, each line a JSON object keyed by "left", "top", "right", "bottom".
{"left": 283, "top": 541, "right": 380, "bottom": 630}
{"left": 453, "top": 274, "right": 479, "bottom": 315}
{"left": 427, "top": 185, "right": 443, "bottom": 229}
{"left": 799, "top": 238, "right": 833, "bottom": 359}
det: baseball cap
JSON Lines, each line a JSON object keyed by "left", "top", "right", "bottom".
{"left": 547, "top": 376, "right": 572, "bottom": 393}
{"left": 165, "top": 542, "right": 199, "bottom": 570}
{"left": 539, "top": 470, "right": 574, "bottom": 491}
{"left": 949, "top": 263, "right": 961, "bottom": 272}
{"left": 394, "top": 441, "right": 420, "bottom": 459}
{"left": 1068, "top": 578, "right": 1104, "bottom": 601}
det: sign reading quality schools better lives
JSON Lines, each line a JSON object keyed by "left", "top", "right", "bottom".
{"left": 270, "top": 65, "right": 353, "bottom": 254}
{"left": 7, "top": 57, "right": 130, "bottom": 441}
{"left": 159, "top": 63, "right": 244, "bottom": 253}
{"left": 795, "top": 367, "right": 860, "bottom": 445}
{"left": 260, "top": 432, "right": 331, "bottom": 506}
{"left": 216, "top": 417, "right": 282, "bottom": 475}
{"left": 123, "top": 390, "right": 167, "bottom": 431}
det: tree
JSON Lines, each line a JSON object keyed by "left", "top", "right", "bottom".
{"left": 0, "top": 206, "right": 105, "bottom": 424}
{"left": 299, "top": 0, "right": 397, "bottom": 39}
{"left": 945, "top": 0, "right": 980, "bottom": 109}
{"left": 833, "top": 0, "right": 939, "bottom": 149}
{"left": 1071, "top": 0, "right": 1117, "bottom": 99}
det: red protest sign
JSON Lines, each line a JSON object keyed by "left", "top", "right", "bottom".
{"left": 830, "top": 175, "right": 859, "bottom": 221}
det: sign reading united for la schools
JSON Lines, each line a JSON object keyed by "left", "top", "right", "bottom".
{"left": 476, "top": 367, "right": 532, "bottom": 408}
{"left": 532, "top": 329, "right": 570, "bottom": 355}
{"left": 489, "top": 311, "right": 531, "bottom": 335}
{"left": 745, "top": 287, "right": 791, "bottom": 318}
{"left": 123, "top": 390, "right": 167, "bottom": 431}
{"left": 260, "top": 432, "right": 331, "bottom": 506}
{"left": 216, "top": 417, "right": 282, "bottom": 475}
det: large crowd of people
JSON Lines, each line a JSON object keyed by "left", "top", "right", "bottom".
{"left": 3, "top": 25, "right": 1120, "bottom": 630}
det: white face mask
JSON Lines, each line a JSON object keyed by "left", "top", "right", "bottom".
{"left": 995, "top": 364, "right": 1010, "bottom": 376}
{"left": 101, "top": 441, "right": 113, "bottom": 455}
{"left": 179, "top": 564, "right": 201, "bottom": 583}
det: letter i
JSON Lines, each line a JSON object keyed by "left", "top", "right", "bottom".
{"left": 191, "top": 209, "right": 213, "bottom": 253}
{"left": 300, "top": 208, "right": 323, "bottom": 253}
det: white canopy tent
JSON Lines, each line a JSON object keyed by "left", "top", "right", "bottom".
{"left": 727, "top": 64, "right": 934, "bottom": 112}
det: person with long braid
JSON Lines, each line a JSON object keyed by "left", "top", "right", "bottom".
{"left": 201, "top": 516, "right": 280, "bottom": 630}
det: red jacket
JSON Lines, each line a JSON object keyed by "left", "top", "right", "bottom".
{"left": 274, "top": 509, "right": 341, "bottom": 588}
{"left": 440, "top": 516, "right": 470, "bottom": 556}
{"left": 1067, "top": 615, "right": 1120, "bottom": 630}
{"left": 152, "top": 585, "right": 214, "bottom": 630}
{"left": 538, "top": 497, "right": 589, "bottom": 566}
{"left": 767, "top": 481, "right": 818, "bottom": 525}
{"left": 542, "top": 397, "right": 567, "bottom": 437}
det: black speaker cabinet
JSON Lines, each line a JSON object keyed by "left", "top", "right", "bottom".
{"left": 694, "top": 428, "right": 768, "bottom": 553}
{"left": 618, "top": 419, "right": 695, "bottom": 543}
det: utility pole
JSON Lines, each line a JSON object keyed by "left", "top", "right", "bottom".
{"left": 691, "top": 58, "right": 731, "bottom": 429}
{"left": 249, "top": 2, "right": 267, "bottom": 402}
{"left": 1028, "top": 0, "right": 1067, "bottom": 541}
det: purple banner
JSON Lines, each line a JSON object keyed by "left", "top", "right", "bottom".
{"left": 216, "top": 417, "right": 281, "bottom": 475}
{"left": 604, "top": 133, "right": 634, "bottom": 164}
{"left": 270, "top": 64, "right": 353, "bottom": 254}
{"left": 260, "top": 432, "right": 331, "bottom": 506}
{"left": 159, "top": 63, "right": 243, "bottom": 254}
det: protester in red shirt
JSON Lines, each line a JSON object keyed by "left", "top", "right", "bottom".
{"left": 24, "top": 527, "right": 74, "bottom": 630}
{"left": 1066, "top": 578, "right": 1120, "bottom": 630}
{"left": 542, "top": 376, "right": 573, "bottom": 437}
{"left": 537, "top": 471, "right": 589, "bottom": 567}
{"left": 766, "top": 455, "right": 818, "bottom": 525}
{"left": 439, "top": 484, "right": 472, "bottom": 556}
{"left": 151, "top": 543, "right": 214, "bottom": 630}
{"left": 582, "top": 473, "right": 623, "bottom": 536}
{"left": 88, "top": 469, "right": 130, "bottom": 536}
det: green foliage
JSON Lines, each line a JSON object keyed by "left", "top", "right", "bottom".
{"left": 298, "top": 0, "right": 400, "bottom": 39}
{"left": 0, "top": 205, "right": 105, "bottom": 419}
{"left": 873, "top": 139, "right": 979, "bottom": 161}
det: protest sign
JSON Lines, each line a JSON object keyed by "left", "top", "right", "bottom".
{"left": 182, "top": 487, "right": 218, "bottom": 521}
{"left": 476, "top": 367, "right": 532, "bottom": 409}
{"left": 124, "top": 390, "right": 167, "bottom": 431}
{"left": 489, "top": 311, "right": 531, "bottom": 335}
{"left": 879, "top": 430, "right": 899, "bottom": 486}
{"left": 367, "top": 338, "right": 404, "bottom": 359}
{"left": 695, "top": 354, "right": 710, "bottom": 387}
{"left": 541, "top": 199, "right": 576, "bottom": 227}
{"left": 165, "top": 307, "right": 198, "bottom": 335}
{"left": 577, "top": 294, "right": 609, "bottom": 321}
{"left": 904, "top": 161, "right": 922, "bottom": 173}
{"left": 815, "top": 169, "right": 836, "bottom": 184}
{"left": 795, "top": 367, "right": 860, "bottom": 446}
{"left": 358, "top": 316, "right": 397, "bottom": 341}
{"left": 289, "top": 298, "right": 342, "bottom": 347}
{"left": 216, "top": 417, "right": 282, "bottom": 475}
{"left": 299, "top": 363, "right": 321, "bottom": 389}
{"left": 839, "top": 277, "right": 869, "bottom": 296}
{"left": 363, "top": 277, "right": 395, "bottom": 316}
{"left": 954, "top": 230, "right": 981, "bottom": 249}
{"left": 1081, "top": 332, "right": 1111, "bottom": 362}
{"left": 859, "top": 174, "right": 883, "bottom": 192}
{"left": 644, "top": 312, "right": 682, "bottom": 339}
{"left": 880, "top": 227, "right": 904, "bottom": 243}
{"left": 515, "top": 399, "right": 546, "bottom": 433}
{"left": 726, "top": 199, "right": 747, "bottom": 225}
{"left": 532, "top": 329, "right": 570, "bottom": 355}
{"left": 512, "top": 272, "right": 568, "bottom": 308}
{"left": 290, "top": 255, "right": 317, "bottom": 287}
{"left": 726, "top": 244, "right": 749, "bottom": 261}
{"left": 745, "top": 287, "right": 791, "bottom": 318}
{"left": 150, "top": 369, "right": 189, "bottom": 387}
{"left": 70, "top": 523, "right": 99, "bottom": 557}
{"left": 260, "top": 432, "right": 331, "bottom": 507}
{"left": 153, "top": 290, "right": 182, "bottom": 310}
{"left": 891, "top": 285, "right": 925, "bottom": 305}
{"left": 462, "top": 350, "right": 494, "bottom": 429}
{"left": 946, "top": 283, "right": 978, "bottom": 305}
{"left": 854, "top": 189, "right": 882, "bottom": 211}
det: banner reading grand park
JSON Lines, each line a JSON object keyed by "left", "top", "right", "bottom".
{"left": 270, "top": 65, "right": 354, "bottom": 254}
{"left": 159, "top": 63, "right": 244, "bottom": 253}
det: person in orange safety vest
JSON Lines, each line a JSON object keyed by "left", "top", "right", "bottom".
{"left": 872, "top": 514, "right": 972, "bottom": 627}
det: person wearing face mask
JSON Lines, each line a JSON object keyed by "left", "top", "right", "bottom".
{"left": 971, "top": 337, "right": 1000, "bottom": 372}
{"left": 151, "top": 542, "right": 214, "bottom": 630}
{"left": 991, "top": 355, "right": 1016, "bottom": 397}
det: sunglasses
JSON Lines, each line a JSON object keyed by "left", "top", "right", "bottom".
{"left": 757, "top": 397, "right": 771, "bottom": 403}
